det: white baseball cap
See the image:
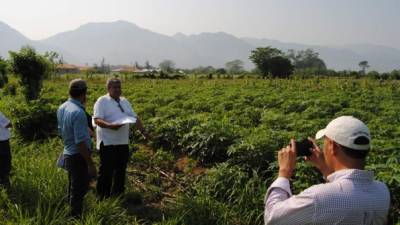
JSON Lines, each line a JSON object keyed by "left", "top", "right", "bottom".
{"left": 315, "top": 116, "right": 371, "bottom": 151}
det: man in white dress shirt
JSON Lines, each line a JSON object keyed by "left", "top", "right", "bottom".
{"left": 264, "top": 116, "right": 390, "bottom": 225}
{"left": 94, "top": 78, "right": 149, "bottom": 199}
{"left": 0, "top": 111, "right": 12, "bottom": 188}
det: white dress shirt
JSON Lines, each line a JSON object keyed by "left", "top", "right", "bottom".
{"left": 264, "top": 169, "right": 390, "bottom": 225}
{"left": 0, "top": 111, "right": 10, "bottom": 141}
{"left": 93, "top": 94, "right": 137, "bottom": 149}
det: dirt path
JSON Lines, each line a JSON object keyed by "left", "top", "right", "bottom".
{"left": 123, "top": 144, "right": 207, "bottom": 223}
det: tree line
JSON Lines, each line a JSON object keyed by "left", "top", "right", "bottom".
{"left": 1, "top": 45, "right": 400, "bottom": 98}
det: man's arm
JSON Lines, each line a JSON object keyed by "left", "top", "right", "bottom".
{"left": 93, "top": 98, "right": 123, "bottom": 130}
{"left": 134, "top": 117, "right": 150, "bottom": 140}
{"left": 94, "top": 118, "right": 123, "bottom": 130}
{"left": 0, "top": 112, "right": 11, "bottom": 128}
{"left": 264, "top": 182, "right": 316, "bottom": 225}
{"left": 265, "top": 177, "right": 292, "bottom": 213}
{"left": 76, "top": 141, "right": 96, "bottom": 177}
{"left": 124, "top": 100, "right": 150, "bottom": 139}
{"left": 306, "top": 138, "right": 333, "bottom": 178}
{"left": 264, "top": 139, "right": 315, "bottom": 225}
{"left": 73, "top": 112, "right": 96, "bottom": 177}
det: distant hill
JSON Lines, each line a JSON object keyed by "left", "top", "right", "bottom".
{"left": 0, "top": 21, "right": 75, "bottom": 61}
{"left": 1, "top": 20, "right": 399, "bottom": 72}
{"left": 0, "top": 21, "right": 33, "bottom": 56}
{"left": 41, "top": 20, "right": 198, "bottom": 67}
{"left": 172, "top": 32, "right": 254, "bottom": 68}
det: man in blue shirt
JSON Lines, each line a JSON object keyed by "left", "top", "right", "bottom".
{"left": 57, "top": 79, "right": 96, "bottom": 217}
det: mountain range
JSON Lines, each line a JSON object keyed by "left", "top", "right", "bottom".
{"left": 1, "top": 20, "right": 399, "bottom": 72}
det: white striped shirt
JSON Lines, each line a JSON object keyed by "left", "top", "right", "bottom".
{"left": 264, "top": 169, "right": 390, "bottom": 225}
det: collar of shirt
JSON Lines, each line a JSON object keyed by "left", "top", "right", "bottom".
{"left": 105, "top": 94, "right": 128, "bottom": 109}
{"left": 327, "top": 169, "right": 374, "bottom": 183}
{"left": 68, "top": 98, "right": 85, "bottom": 110}
{"left": 106, "top": 93, "right": 119, "bottom": 101}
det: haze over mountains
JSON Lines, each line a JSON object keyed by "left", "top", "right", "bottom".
{"left": 1, "top": 20, "right": 399, "bottom": 72}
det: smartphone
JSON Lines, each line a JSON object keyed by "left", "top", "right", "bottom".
{"left": 295, "top": 139, "right": 313, "bottom": 157}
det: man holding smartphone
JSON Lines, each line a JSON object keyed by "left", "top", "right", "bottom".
{"left": 264, "top": 116, "right": 390, "bottom": 225}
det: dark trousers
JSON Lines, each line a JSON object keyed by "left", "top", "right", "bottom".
{"left": 96, "top": 143, "right": 129, "bottom": 199}
{"left": 0, "top": 140, "right": 11, "bottom": 187}
{"left": 64, "top": 154, "right": 89, "bottom": 217}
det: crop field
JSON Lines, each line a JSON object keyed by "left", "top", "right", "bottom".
{"left": 0, "top": 76, "right": 399, "bottom": 225}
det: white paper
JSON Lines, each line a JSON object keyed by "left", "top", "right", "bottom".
{"left": 112, "top": 116, "right": 137, "bottom": 125}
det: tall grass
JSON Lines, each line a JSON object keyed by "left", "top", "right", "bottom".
{"left": 0, "top": 139, "right": 142, "bottom": 225}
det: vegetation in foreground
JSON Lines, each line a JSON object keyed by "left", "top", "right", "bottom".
{"left": 0, "top": 76, "right": 400, "bottom": 224}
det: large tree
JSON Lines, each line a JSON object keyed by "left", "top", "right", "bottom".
{"left": 225, "top": 59, "right": 244, "bottom": 74}
{"left": 44, "top": 51, "right": 62, "bottom": 76}
{"left": 192, "top": 66, "right": 215, "bottom": 74}
{"left": 159, "top": 60, "right": 175, "bottom": 73}
{"left": 286, "top": 49, "right": 327, "bottom": 71}
{"left": 358, "top": 60, "right": 370, "bottom": 75}
{"left": 9, "top": 46, "right": 51, "bottom": 101}
{"left": 269, "top": 56, "right": 293, "bottom": 78}
{"left": 144, "top": 60, "right": 154, "bottom": 70}
{"left": 135, "top": 61, "right": 143, "bottom": 70}
{"left": 44, "top": 51, "right": 60, "bottom": 65}
{"left": 249, "top": 47, "right": 283, "bottom": 78}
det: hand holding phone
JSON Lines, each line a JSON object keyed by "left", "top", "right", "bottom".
{"left": 295, "top": 139, "right": 313, "bottom": 157}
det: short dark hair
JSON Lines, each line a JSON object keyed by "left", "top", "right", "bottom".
{"left": 69, "top": 87, "right": 87, "bottom": 98}
{"left": 69, "top": 79, "right": 87, "bottom": 98}
{"left": 338, "top": 136, "right": 370, "bottom": 159}
{"left": 107, "top": 78, "right": 121, "bottom": 89}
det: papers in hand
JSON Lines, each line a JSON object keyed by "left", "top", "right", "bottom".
{"left": 112, "top": 116, "right": 137, "bottom": 125}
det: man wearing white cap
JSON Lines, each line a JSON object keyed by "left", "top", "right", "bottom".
{"left": 264, "top": 116, "right": 390, "bottom": 225}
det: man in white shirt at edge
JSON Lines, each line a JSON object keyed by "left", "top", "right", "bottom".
{"left": 264, "top": 116, "right": 390, "bottom": 225}
{"left": 94, "top": 78, "right": 149, "bottom": 199}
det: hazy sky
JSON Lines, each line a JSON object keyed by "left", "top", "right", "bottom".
{"left": 1, "top": 0, "right": 399, "bottom": 48}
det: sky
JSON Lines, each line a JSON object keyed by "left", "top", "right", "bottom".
{"left": 1, "top": 0, "right": 399, "bottom": 49}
